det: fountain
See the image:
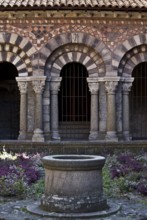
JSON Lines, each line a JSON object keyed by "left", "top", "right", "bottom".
{"left": 27, "top": 155, "right": 120, "bottom": 219}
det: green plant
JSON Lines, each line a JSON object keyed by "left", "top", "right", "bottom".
{"left": 27, "top": 178, "right": 44, "bottom": 198}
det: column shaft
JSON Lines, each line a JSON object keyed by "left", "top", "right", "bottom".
{"left": 122, "top": 80, "right": 134, "bottom": 141}
{"left": 16, "top": 80, "right": 28, "bottom": 140}
{"left": 87, "top": 78, "right": 99, "bottom": 141}
{"left": 105, "top": 81, "right": 118, "bottom": 141}
{"left": 50, "top": 77, "right": 62, "bottom": 140}
{"left": 32, "top": 77, "right": 46, "bottom": 142}
{"left": 51, "top": 90, "right": 60, "bottom": 140}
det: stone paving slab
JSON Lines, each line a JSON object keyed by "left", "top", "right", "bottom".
{"left": 0, "top": 197, "right": 147, "bottom": 220}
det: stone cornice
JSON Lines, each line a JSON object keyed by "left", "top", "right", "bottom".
{"left": 0, "top": 10, "right": 147, "bottom": 21}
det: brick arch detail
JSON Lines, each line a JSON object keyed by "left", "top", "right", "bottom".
{"left": 0, "top": 32, "right": 37, "bottom": 75}
{"left": 38, "top": 33, "right": 111, "bottom": 76}
{"left": 45, "top": 44, "right": 105, "bottom": 77}
{"left": 0, "top": 51, "right": 28, "bottom": 75}
{"left": 118, "top": 45, "right": 147, "bottom": 77}
{"left": 112, "top": 34, "right": 147, "bottom": 71}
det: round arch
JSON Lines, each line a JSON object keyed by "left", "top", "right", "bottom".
{"left": 39, "top": 33, "right": 111, "bottom": 76}
{"left": 0, "top": 32, "right": 37, "bottom": 76}
{"left": 112, "top": 34, "right": 147, "bottom": 72}
{"left": 118, "top": 45, "right": 147, "bottom": 77}
{"left": 45, "top": 44, "right": 105, "bottom": 78}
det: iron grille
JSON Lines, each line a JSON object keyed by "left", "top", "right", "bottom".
{"left": 130, "top": 62, "right": 147, "bottom": 139}
{"left": 58, "top": 62, "right": 90, "bottom": 139}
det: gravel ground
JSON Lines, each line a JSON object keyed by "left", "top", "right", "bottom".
{"left": 0, "top": 194, "right": 147, "bottom": 220}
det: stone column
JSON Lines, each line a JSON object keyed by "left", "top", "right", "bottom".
{"left": 122, "top": 78, "right": 134, "bottom": 141}
{"left": 50, "top": 77, "right": 62, "bottom": 140}
{"left": 105, "top": 80, "right": 119, "bottom": 141}
{"left": 16, "top": 79, "right": 28, "bottom": 140}
{"left": 87, "top": 78, "right": 99, "bottom": 141}
{"left": 32, "top": 77, "right": 46, "bottom": 142}
{"left": 99, "top": 81, "right": 107, "bottom": 139}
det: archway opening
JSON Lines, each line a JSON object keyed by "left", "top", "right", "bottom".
{"left": 0, "top": 62, "right": 20, "bottom": 140}
{"left": 58, "top": 62, "right": 90, "bottom": 140}
{"left": 130, "top": 62, "right": 147, "bottom": 139}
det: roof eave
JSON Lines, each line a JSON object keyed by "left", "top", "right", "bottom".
{"left": 0, "top": 6, "right": 146, "bottom": 12}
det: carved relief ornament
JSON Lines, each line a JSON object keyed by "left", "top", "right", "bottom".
{"left": 32, "top": 80, "right": 45, "bottom": 94}
{"left": 17, "top": 81, "right": 28, "bottom": 94}
{"left": 105, "top": 81, "right": 118, "bottom": 93}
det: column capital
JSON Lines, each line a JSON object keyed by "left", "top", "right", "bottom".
{"left": 87, "top": 78, "right": 99, "bottom": 94}
{"left": 50, "top": 77, "right": 62, "bottom": 91}
{"left": 105, "top": 81, "right": 118, "bottom": 93}
{"left": 122, "top": 82, "right": 133, "bottom": 93}
{"left": 121, "top": 77, "right": 134, "bottom": 93}
{"left": 17, "top": 81, "right": 28, "bottom": 94}
{"left": 32, "top": 77, "right": 46, "bottom": 94}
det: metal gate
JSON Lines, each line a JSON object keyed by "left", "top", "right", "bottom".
{"left": 58, "top": 62, "right": 90, "bottom": 140}
{"left": 130, "top": 62, "right": 147, "bottom": 139}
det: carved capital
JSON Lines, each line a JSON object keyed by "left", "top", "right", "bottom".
{"left": 17, "top": 81, "right": 28, "bottom": 94}
{"left": 32, "top": 80, "right": 45, "bottom": 94}
{"left": 105, "top": 81, "right": 118, "bottom": 93}
{"left": 50, "top": 77, "right": 62, "bottom": 91}
{"left": 122, "top": 82, "right": 133, "bottom": 93}
{"left": 88, "top": 82, "right": 99, "bottom": 94}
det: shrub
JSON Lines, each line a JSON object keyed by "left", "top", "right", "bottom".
{"left": 0, "top": 148, "right": 42, "bottom": 196}
{"left": 103, "top": 151, "right": 147, "bottom": 197}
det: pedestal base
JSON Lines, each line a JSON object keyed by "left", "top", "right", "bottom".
{"left": 105, "top": 131, "right": 118, "bottom": 142}
{"left": 32, "top": 129, "right": 44, "bottom": 142}
{"left": 27, "top": 201, "right": 120, "bottom": 219}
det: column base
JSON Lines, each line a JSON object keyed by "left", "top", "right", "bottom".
{"left": 105, "top": 131, "right": 118, "bottom": 142}
{"left": 18, "top": 131, "right": 26, "bottom": 140}
{"left": 32, "top": 129, "right": 45, "bottom": 142}
{"left": 89, "top": 131, "right": 99, "bottom": 141}
{"left": 51, "top": 131, "right": 61, "bottom": 141}
{"left": 123, "top": 131, "right": 132, "bottom": 141}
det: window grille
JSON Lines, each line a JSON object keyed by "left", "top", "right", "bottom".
{"left": 58, "top": 62, "right": 90, "bottom": 139}
{"left": 130, "top": 62, "right": 147, "bottom": 139}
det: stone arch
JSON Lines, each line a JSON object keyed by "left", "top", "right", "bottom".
{"left": 112, "top": 34, "right": 147, "bottom": 72}
{"left": 0, "top": 32, "right": 37, "bottom": 76}
{"left": 38, "top": 32, "right": 111, "bottom": 76}
{"left": 45, "top": 44, "right": 105, "bottom": 78}
{"left": 118, "top": 45, "right": 147, "bottom": 77}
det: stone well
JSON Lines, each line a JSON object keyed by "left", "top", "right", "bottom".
{"left": 27, "top": 155, "right": 120, "bottom": 219}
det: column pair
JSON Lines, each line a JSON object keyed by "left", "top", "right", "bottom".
{"left": 17, "top": 76, "right": 46, "bottom": 142}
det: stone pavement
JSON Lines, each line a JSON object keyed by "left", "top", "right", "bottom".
{"left": 0, "top": 196, "right": 147, "bottom": 220}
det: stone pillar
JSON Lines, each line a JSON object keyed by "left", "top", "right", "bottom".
{"left": 50, "top": 77, "right": 62, "bottom": 140}
{"left": 105, "top": 79, "right": 119, "bottom": 141}
{"left": 16, "top": 78, "right": 28, "bottom": 140}
{"left": 99, "top": 81, "right": 107, "bottom": 139}
{"left": 87, "top": 78, "right": 99, "bottom": 141}
{"left": 32, "top": 77, "right": 46, "bottom": 142}
{"left": 122, "top": 78, "right": 134, "bottom": 141}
